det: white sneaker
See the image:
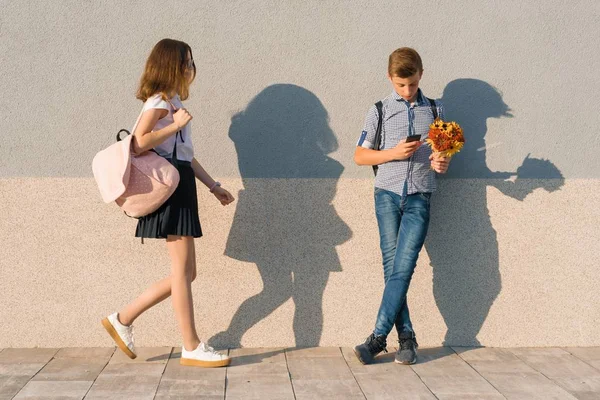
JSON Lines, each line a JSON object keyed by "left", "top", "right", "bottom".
{"left": 180, "top": 342, "right": 230, "bottom": 367}
{"left": 101, "top": 313, "right": 137, "bottom": 359}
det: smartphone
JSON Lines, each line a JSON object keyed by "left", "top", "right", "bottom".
{"left": 405, "top": 134, "right": 422, "bottom": 143}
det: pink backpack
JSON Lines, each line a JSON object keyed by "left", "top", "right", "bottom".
{"left": 92, "top": 108, "right": 180, "bottom": 218}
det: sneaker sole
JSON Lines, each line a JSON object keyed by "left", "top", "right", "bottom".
{"left": 180, "top": 357, "right": 231, "bottom": 368}
{"left": 394, "top": 356, "right": 417, "bottom": 365}
{"left": 101, "top": 318, "right": 137, "bottom": 359}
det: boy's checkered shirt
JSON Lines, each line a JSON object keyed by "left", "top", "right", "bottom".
{"left": 357, "top": 89, "right": 444, "bottom": 196}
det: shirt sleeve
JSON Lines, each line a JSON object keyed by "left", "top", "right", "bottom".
{"left": 143, "top": 94, "right": 171, "bottom": 112}
{"left": 357, "top": 104, "right": 379, "bottom": 149}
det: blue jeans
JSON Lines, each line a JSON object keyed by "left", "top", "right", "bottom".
{"left": 373, "top": 188, "right": 431, "bottom": 337}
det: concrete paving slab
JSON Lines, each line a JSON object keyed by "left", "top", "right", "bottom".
{"left": 85, "top": 374, "right": 163, "bottom": 400}
{"left": 0, "top": 350, "right": 57, "bottom": 399}
{"left": 341, "top": 347, "right": 436, "bottom": 400}
{"left": 454, "top": 347, "right": 577, "bottom": 399}
{"left": 108, "top": 347, "right": 172, "bottom": 365}
{"left": 31, "top": 358, "right": 109, "bottom": 382}
{"left": 154, "top": 347, "right": 226, "bottom": 399}
{"left": 0, "top": 349, "right": 58, "bottom": 364}
{"left": 411, "top": 347, "right": 504, "bottom": 399}
{"left": 0, "top": 375, "right": 33, "bottom": 400}
{"left": 286, "top": 347, "right": 364, "bottom": 400}
{"left": 225, "top": 348, "right": 293, "bottom": 400}
{"left": 285, "top": 347, "right": 345, "bottom": 358}
{"left": 84, "top": 361, "right": 167, "bottom": 400}
{"left": 565, "top": 347, "right": 600, "bottom": 371}
{"left": 510, "top": 348, "right": 600, "bottom": 400}
{"left": 13, "top": 380, "right": 92, "bottom": 399}
{"left": 54, "top": 348, "right": 115, "bottom": 359}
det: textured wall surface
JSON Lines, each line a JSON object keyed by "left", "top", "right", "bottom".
{"left": 1, "top": 1, "right": 599, "bottom": 347}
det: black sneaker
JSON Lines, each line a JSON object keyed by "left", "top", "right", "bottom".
{"left": 354, "top": 333, "right": 387, "bottom": 365}
{"left": 395, "top": 331, "right": 418, "bottom": 365}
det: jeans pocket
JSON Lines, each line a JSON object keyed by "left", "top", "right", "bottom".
{"left": 418, "top": 192, "right": 432, "bottom": 204}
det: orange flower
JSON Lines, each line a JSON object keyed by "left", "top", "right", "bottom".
{"left": 425, "top": 119, "right": 465, "bottom": 158}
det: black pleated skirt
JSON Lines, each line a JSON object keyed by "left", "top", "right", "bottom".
{"left": 135, "top": 160, "right": 203, "bottom": 239}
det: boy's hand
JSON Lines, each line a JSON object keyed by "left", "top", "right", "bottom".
{"left": 430, "top": 153, "right": 450, "bottom": 173}
{"left": 389, "top": 140, "right": 422, "bottom": 160}
{"left": 213, "top": 186, "right": 235, "bottom": 206}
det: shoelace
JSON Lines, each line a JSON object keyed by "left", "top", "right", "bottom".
{"left": 399, "top": 338, "right": 416, "bottom": 350}
{"left": 202, "top": 343, "right": 222, "bottom": 356}
{"left": 123, "top": 325, "right": 135, "bottom": 346}
{"left": 367, "top": 334, "right": 388, "bottom": 353}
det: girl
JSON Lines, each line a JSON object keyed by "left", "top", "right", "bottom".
{"left": 101, "top": 38, "right": 234, "bottom": 368}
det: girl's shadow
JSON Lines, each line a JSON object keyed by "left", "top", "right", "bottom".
{"left": 209, "top": 84, "right": 351, "bottom": 348}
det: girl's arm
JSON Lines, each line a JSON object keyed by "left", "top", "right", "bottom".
{"left": 192, "top": 157, "right": 235, "bottom": 206}
{"left": 191, "top": 157, "right": 217, "bottom": 190}
{"left": 132, "top": 108, "right": 192, "bottom": 154}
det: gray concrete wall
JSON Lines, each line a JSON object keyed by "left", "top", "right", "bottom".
{"left": 1, "top": 1, "right": 599, "bottom": 347}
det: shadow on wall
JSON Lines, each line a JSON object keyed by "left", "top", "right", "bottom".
{"left": 209, "top": 84, "right": 351, "bottom": 347}
{"left": 426, "top": 79, "right": 564, "bottom": 345}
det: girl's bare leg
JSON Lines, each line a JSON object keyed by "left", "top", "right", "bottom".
{"left": 166, "top": 235, "right": 200, "bottom": 351}
{"left": 117, "top": 239, "right": 197, "bottom": 328}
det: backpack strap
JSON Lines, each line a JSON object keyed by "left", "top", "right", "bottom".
{"left": 427, "top": 97, "right": 438, "bottom": 120}
{"left": 116, "top": 129, "right": 130, "bottom": 142}
{"left": 372, "top": 101, "right": 384, "bottom": 176}
{"left": 165, "top": 98, "right": 183, "bottom": 165}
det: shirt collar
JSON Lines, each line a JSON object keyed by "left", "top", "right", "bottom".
{"left": 393, "top": 88, "right": 427, "bottom": 106}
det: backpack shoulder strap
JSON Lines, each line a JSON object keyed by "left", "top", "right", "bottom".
{"left": 427, "top": 97, "right": 438, "bottom": 120}
{"left": 372, "top": 101, "right": 384, "bottom": 175}
{"left": 373, "top": 101, "right": 384, "bottom": 150}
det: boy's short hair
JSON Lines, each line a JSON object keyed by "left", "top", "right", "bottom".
{"left": 388, "top": 47, "right": 423, "bottom": 78}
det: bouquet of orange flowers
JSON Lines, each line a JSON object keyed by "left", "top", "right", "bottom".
{"left": 426, "top": 119, "right": 465, "bottom": 158}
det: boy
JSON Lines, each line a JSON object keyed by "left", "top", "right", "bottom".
{"left": 353, "top": 47, "right": 449, "bottom": 365}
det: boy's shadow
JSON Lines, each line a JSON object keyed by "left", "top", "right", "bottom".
{"left": 426, "top": 79, "right": 564, "bottom": 345}
{"left": 209, "top": 84, "right": 351, "bottom": 348}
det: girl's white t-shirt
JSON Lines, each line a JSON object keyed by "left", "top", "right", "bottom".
{"left": 136, "top": 93, "right": 194, "bottom": 162}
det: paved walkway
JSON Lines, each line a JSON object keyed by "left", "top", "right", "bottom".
{"left": 1, "top": 346, "right": 599, "bottom": 399}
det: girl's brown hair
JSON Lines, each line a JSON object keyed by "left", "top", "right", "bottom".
{"left": 388, "top": 47, "right": 423, "bottom": 78}
{"left": 136, "top": 39, "right": 196, "bottom": 102}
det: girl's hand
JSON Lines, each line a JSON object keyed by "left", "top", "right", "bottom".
{"left": 173, "top": 108, "right": 193, "bottom": 129}
{"left": 430, "top": 153, "right": 450, "bottom": 173}
{"left": 213, "top": 186, "right": 235, "bottom": 206}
